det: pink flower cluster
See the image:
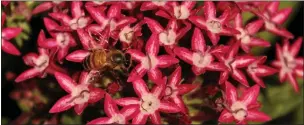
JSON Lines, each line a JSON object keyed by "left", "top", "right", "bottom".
{"left": 2, "top": 1, "right": 303, "bottom": 124}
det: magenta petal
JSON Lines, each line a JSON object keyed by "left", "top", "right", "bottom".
{"left": 157, "top": 55, "right": 179, "bottom": 68}
{"left": 192, "top": 66, "right": 205, "bottom": 76}
{"left": 206, "top": 63, "right": 227, "bottom": 71}
{"left": 148, "top": 69, "right": 162, "bottom": 83}
{"left": 233, "top": 56, "right": 256, "bottom": 68}
{"left": 74, "top": 103, "right": 88, "bottom": 115}
{"left": 57, "top": 48, "right": 69, "bottom": 63}
{"left": 2, "top": 28, "right": 22, "bottom": 40}
{"left": 2, "top": 12, "right": 6, "bottom": 26}
{"left": 104, "top": 94, "right": 119, "bottom": 117}
{"left": 150, "top": 112, "right": 161, "bottom": 124}
{"left": 32, "top": 2, "right": 53, "bottom": 15}
{"left": 49, "top": 12, "right": 71, "bottom": 25}
{"left": 172, "top": 96, "right": 187, "bottom": 113}
{"left": 132, "top": 79, "right": 149, "bottom": 98}
{"left": 246, "top": 19, "right": 264, "bottom": 35}
{"left": 266, "top": 2, "right": 279, "bottom": 14}
{"left": 155, "top": 10, "right": 172, "bottom": 19}
{"left": 234, "top": 13, "right": 242, "bottom": 28}
{"left": 140, "top": 2, "right": 157, "bottom": 11}
{"left": 218, "top": 109, "right": 234, "bottom": 123}
{"left": 49, "top": 95, "right": 74, "bottom": 113}
{"left": 66, "top": 50, "right": 90, "bottom": 63}
{"left": 290, "top": 37, "right": 303, "bottom": 57}
{"left": 168, "top": 66, "right": 181, "bottom": 86}
{"left": 127, "top": 64, "right": 147, "bottom": 82}
{"left": 177, "top": 84, "right": 199, "bottom": 95}
{"left": 228, "top": 41, "right": 241, "bottom": 59}
{"left": 71, "top": 2, "right": 83, "bottom": 18}
{"left": 254, "top": 65, "right": 277, "bottom": 76}
{"left": 15, "top": 68, "right": 41, "bottom": 82}
{"left": 43, "top": 17, "right": 60, "bottom": 34}
{"left": 192, "top": 28, "right": 206, "bottom": 52}
{"left": 121, "top": 105, "right": 138, "bottom": 120}
{"left": 132, "top": 113, "right": 148, "bottom": 124}
{"left": 231, "top": 69, "right": 249, "bottom": 87}
{"left": 240, "top": 84, "right": 260, "bottom": 106}
{"left": 207, "top": 31, "right": 220, "bottom": 45}
{"left": 86, "top": 6, "right": 106, "bottom": 25}
{"left": 246, "top": 110, "right": 271, "bottom": 122}
{"left": 87, "top": 117, "right": 111, "bottom": 125}
{"left": 189, "top": 16, "right": 207, "bottom": 30}
{"left": 88, "top": 87, "right": 105, "bottom": 103}
{"left": 144, "top": 17, "right": 164, "bottom": 33}
{"left": 23, "top": 53, "right": 38, "bottom": 66}
{"left": 159, "top": 101, "right": 180, "bottom": 113}
{"left": 115, "top": 97, "right": 140, "bottom": 106}
{"left": 145, "top": 34, "right": 159, "bottom": 56}
{"left": 127, "top": 49, "right": 145, "bottom": 62}
{"left": 174, "top": 47, "right": 193, "bottom": 65}
{"left": 219, "top": 71, "right": 229, "bottom": 84}
{"left": 1, "top": 40, "right": 21, "bottom": 56}
{"left": 248, "top": 73, "right": 265, "bottom": 88}
{"left": 267, "top": 25, "right": 294, "bottom": 39}
{"left": 54, "top": 72, "right": 76, "bottom": 93}
{"left": 151, "top": 81, "right": 165, "bottom": 97}
{"left": 271, "top": 8, "right": 292, "bottom": 25}
{"left": 287, "top": 73, "right": 299, "bottom": 93}
{"left": 225, "top": 81, "right": 237, "bottom": 105}
{"left": 204, "top": 1, "right": 216, "bottom": 19}
{"left": 107, "top": 4, "right": 121, "bottom": 18}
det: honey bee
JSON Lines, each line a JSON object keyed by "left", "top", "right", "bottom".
{"left": 82, "top": 49, "right": 132, "bottom": 93}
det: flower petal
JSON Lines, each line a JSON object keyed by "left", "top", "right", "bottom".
{"left": 207, "top": 31, "right": 220, "bottom": 45}
{"left": 145, "top": 34, "right": 159, "bottom": 56}
{"left": 218, "top": 109, "right": 234, "bottom": 123}
{"left": 192, "top": 28, "right": 206, "bottom": 52}
{"left": 204, "top": 1, "right": 216, "bottom": 19}
{"left": 246, "top": 19, "right": 264, "bottom": 35}
{"left": 49, "top": 12, "right": 71, "bottom": 25}
{"left": 287, "top": 73, "right": 299, "bottom": 93}
{"left": 54, "top": 72, "right": 76, "bottom": 93}
{"left": 172, "top": 96, "right": 188, "bottom": 114}
{"left": 127, "top": 64, "right": 147, "bottom": 82}
{"left": 88, "top": 87, "right": 105, "bottom": 103}
{"left": 121, "top": 105, "right": 139, "bottom": 120}
{"left": 290, "top": 37, "right": 302, "bottom": 57}
{"left": 159, "top": 101, "right": 180, "bottom": 113}
{"left": 1, "top": 39, "right": 21, "bottom": 56}
{"left": 246, "top": 110, "right": 271, "bottom": 122}
{"left": 49, "top": 95, "right": 74, "bottom": 113}
{"left": 74, "top": 103, "right": 88, "bottom": 115}
{"left": 177, "top": 84, "right": 199, "bottom": 95}
{"left": 2, "top": 28, "right": 22, "bottom": 40}
{"left": 133, "top": 79, "right": 149, "bottom": 98}
{"left": 132, "top": 113, "right": 148, "bottom": 124}
{"left": 15, "top": 68, "right": 41, "bottom": 83}
{"left": 104, "top": 94, "right": 119, "bottom": 117}
{"left": 150, "top": 112, "right": 161, "bottom": 124}
{"left": 224, "top": 81, "right": 237, "bottom": 105}
{"left": 231, "top": 69, "right": 249, "bottom": 87}
{"left": 168, "top": 66, "right": 181, "bottom": 86}
{"left": 240, "top": 84, "right": 260, "bottom": 106}
{"left": 157, "top": 55, "right": 179, "bottom": 68}
{"left": 271, "top": 8, "right": 292, "bottom": 25}
{"left": 148, "top": 69, "right": 163, "bottom": 84}
{"left": 71, "top": 1, "right": 83, "bottom": 18}
{"left": 127, "top": 49, "right": 145, "bottom": 62}
{"left": 66, "top": 50, "right": 90, "bottom": 63}
{"left": 32, "top": 2, "right": 53, "bottom": 15}
{"left": 233, "top": 56, "right": 256, "bottom": 68}
{"left": 115, "top": 97, "right": 140, "bottom": 106}
{"left": 174, "top": 47, "right": 193, "bottom": 65}
{"left": 144, "top": 17, "right": 164, "bottom": 33}
{"left": 87, "top": 117, "right": 112, "bottom": 125}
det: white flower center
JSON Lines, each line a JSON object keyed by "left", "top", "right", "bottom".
{"left": 230, "top": 101, "right": 247, "bottom": 121}
{"left": 159, "top": 29, "right": 176, "bottom": 45}
{"left": 119, "top": 26, "right": 134, "bottom": 44}
{"left": 56, "top": 33, "right": 70, "bottom": 48}
{"left": 140, "top": 94, "right": 160, "bottom": 114}
{"left": 152, "top": 1, "right": 166, "bottom": 6}
{"left": 71, "top": 85, "right": 90, "bottom": 105}
{"left": 52, "top": 1, "right": 62, "bottom": 4}
{"left": 192, "top": 52, "right": 212, "bottom": 68}
{"left": 92, "top": 1, "right": 105, "bottom": 5}
{"left": 281, "top": 51, "right": 297, "bottom": 73}
{"left": 111, "top": 114, "right": 125, "bottom": 124}
{"left": 109, "top": 19, "right": 117, "bottom": 32}
{"left": 142, "top": 55, "right": 158, "bottom": 70}
{"left": 173, "top": 5, "right": 190, "bottom": 19}
{"left": 34, "top": 54, "right": 49, "bottom": 71}
{"left": 236, "top": 28, "right": 250, "bottom": 44}
{"left": 206, "top": 20, "right": 222, "bottom": 33}
{"left": 70, "top": 17, "right": 89, "bottom": 30}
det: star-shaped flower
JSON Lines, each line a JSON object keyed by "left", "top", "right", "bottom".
{"left": 115, "top": 78, "right": 181, "bottom": 124}
{"left": 255, "top": 1, "right": 294, "bottom": 39}
{"left": 174, "top": 28, "right": 227, "bottom": 75}
{"left": 247, "top": 56, "right": 277, "bottom": 88}
{"left": 87, "top": 94, "right": 137, "bottom": 124}
{"left": 127, "top": 34, "right": 179, "bottom": 83}
{"left": 140, "top": 1, "right": 170, "bottom": 11}
{"left": 189, "top": 1, "right": 240, "bottom": 45}
{"left": 163, "top": 66, "right": 199, "bottom": 113}
{"left": 155, "top": 1, "right": 196, "bottom": 20}
{"left": 32, "top": 1, "right": 66, "bottom": 15}
{"left": 37, "top": 30, "right": 77, "bottom": 63}
{"left": 213, "top": 41, "right": 256, "bottom": 87}
{"left": 271, "top": 37, "right": 303, "bottom": 92}
{"left": 145, "top": 17, "right": 191, "bottom": 55}
{"left": 233, "top": 13, "right": 270, "bottom": 53}
{"left": 218, "top": 81, "right": 271, "bottom": 124}
{"left": 85, "top": 4, "right": 137, "bottom": 41}
{"left": 1, "top": 12, "right": 22, "bottom": 56}
{"left": 49, "top": 71, "right": 106, "bottom": 115}
{"left": 15, "top": 48, "right": 66, "bottom": 83}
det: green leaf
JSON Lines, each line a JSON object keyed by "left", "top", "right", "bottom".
{"left": 294, "top": 103, "right": 303, "bottom": 124}
{"left": 61, "top": 114, "right": 82, "bottom": 124}
{"left": 1, "top": 117, "right": 10, "bottom": 125}
{"left": 259, "top": 78, "right": 303, "bottom": 120}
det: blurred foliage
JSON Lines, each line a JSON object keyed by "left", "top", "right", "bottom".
{"left": 61, "top": 114, "right": 82, "bottom": 124}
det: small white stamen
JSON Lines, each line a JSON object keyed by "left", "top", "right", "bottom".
{"left": 159, "top": 29, "right": 176, "bottom": 45}
{"left": 140, "top": 94, "right": 160, "bottom": 114}
{"left": 174, "top": 5, "right": 190, "bottom": 19}
{"left": 206, "top": 20, "right": 222, "bottom": 33}
{"left": 192, "top": 52, "right": 212, "bottom": 68}
{"left": 230, "top": 101, "right": 247, "bottom": 121}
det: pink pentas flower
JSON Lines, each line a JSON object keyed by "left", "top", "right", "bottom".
{"left": 49, "top": 2, "right": 91, "bottom": 31}
{"left": 247, "top": 56, "right": 277, "bottom": 88}
{"left": 118, "top": 21, "right": 143, "bottom": 47}
{"left": 1, "top": 12, "right": 22, "bottom": 56}
{"left": 189, "top": 1, "right": 240, "bottom": 45}
{"left": 233, "top": 13, "right": 270, "bottom": 53}
{"left": 49, "top": 71, "right": 106, "bottom": 115}
{"left": 145, "top": 17, "right": 191, "bottom": 55}
{"left": 218, "top": 81, "right": 271, "bottom": 124}
{"left": 140, "top": 1, "right": 170, "bottom": 11}
{"left": 255, "top": 2, "right": 294, "bottom": 39}
{"left": 155, "top": 1, "right": 196, "bottom": 20}
{"left": 115, "top": 78, "right": 181, "bottom": 124}
{"left": 271, "top": 37, "right": 303, "bottom": 93}
{"left": 15, "top": 48, "right": 66, "bottom": 83}
{"left": 164, "top": 66, "right": 199, "bottom": 113}
{"left": 174, "top": 28, "right": 227, "bottom": 76}
{"left": 1, "top": 1, "right": 9, "bottom": 6}
{"left": 217, "top": 2, "right": 241, "bottom": 21}
{"left": 32, "top": 1, "right": 66, "bottom": 15}
{"left": 37, "top": 30, "right": 77, "bottom": 63}
{"left": 127, "top": 34, "right": 179, "bottom": 83}
{"left": 85, "top": 4, "right": 137, "bottom": 41}
{"left": 213, "top": 41, "right": 256, "bottom": 87}
{"left": 87, "top": 94, "right": 137, "bottom": 124}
